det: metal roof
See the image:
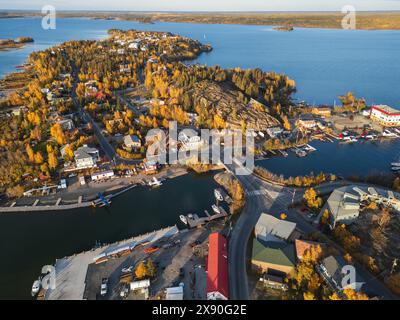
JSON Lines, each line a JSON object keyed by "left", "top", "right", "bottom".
{"left": 255, "top": 213, "right": 297, "bottom": 241}
{"left": 206, "top": 233, "right": 229, "bottom": 299}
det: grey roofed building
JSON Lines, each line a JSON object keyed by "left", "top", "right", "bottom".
{"left": 325, "top": 185, "right": 400, "bottom": 229}
{"left": 123, "top": 134, "right": 141, "bottom": 149}
{"left": 255, "top": 213, "right": 297, "bottom": 243}
{"left": 325, "top": 186, "right": 361, "bottom": 229}
{"left": 318, "top": 255, "right": 365, "bottom": 293}
{"left": 74, "top": 145, "right": 99, "bottom": 169}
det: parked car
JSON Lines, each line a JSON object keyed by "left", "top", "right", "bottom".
{"left": 121, "top": 266, "right": 133, "bottom": 274}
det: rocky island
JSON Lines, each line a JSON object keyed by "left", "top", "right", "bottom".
{"left": 273, "top": 26, "right": 294, "bottom": 32}
{"left": 0, "top": 37, "right": 34, "bottom": 51}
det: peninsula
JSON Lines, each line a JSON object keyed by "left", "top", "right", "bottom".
{"left": 0, "top": 37, "right": 34, "bottom": 51}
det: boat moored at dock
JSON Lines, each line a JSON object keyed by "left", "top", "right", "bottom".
{"left": 148, "top": 177, "right": 163, "bottom": 187}
{"left": 211, "top": 204, "right": 221, "bottom": 214}
{"left": 214, "top": 189, "right": 223, "bottom": 202}
{"left": 31, "top": 279, "right": 41, "bottom": 297}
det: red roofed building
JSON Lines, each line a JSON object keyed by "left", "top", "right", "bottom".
{"left": 370, "top": 105, "right": 400, "bottom": 127}
{"left": 206, "top": 233, "right": 229, "bottom": 300}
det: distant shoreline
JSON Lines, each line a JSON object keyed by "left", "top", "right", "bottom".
{"left": 1, "top": 11, "right": 400, "bottom": 30}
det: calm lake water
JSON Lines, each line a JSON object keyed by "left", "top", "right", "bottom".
{"left": 1, "top": 17, "right": 400, "bottom": 299}
{"left": 0, "top": 173, "right": 218, "bottom": 299}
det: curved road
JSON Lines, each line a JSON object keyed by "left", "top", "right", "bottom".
{"left": 226, "top": 161, "right": 395, "bottom": 300}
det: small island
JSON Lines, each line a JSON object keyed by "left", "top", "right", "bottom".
{"left": 273, "top": 26, "right": 294, "bottom": 32}
{"left": 0, "top": 37, "right": 34, "bottom": 51}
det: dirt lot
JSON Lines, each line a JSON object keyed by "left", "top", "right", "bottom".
{"left": 82, "top": 222, "right": 224, "bottom": 300}
{"left": 331, "top": 114, "right": 382, "bottom": 132}
{"left": 349, "top": 208, "right": 400, "bottom": 275}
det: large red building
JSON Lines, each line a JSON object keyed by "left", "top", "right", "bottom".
{"left": 206, "top": 233, "right": 229, "bottom": 300}
{"left": 370, "top": 105, "right": 400, "bottom": 127}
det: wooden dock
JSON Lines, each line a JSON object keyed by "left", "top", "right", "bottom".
{"left": 184, "top": 206, "right": 229, "bottom": 228}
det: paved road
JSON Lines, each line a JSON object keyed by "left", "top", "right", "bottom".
{"left": 226, "top": 160, "right": 396, "bottom": 300}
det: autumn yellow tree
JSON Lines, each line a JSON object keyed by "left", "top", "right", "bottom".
{"left": 320, "top": 209, "right": 330, "bottom": 225}
{"left": 48, "top": 151, "right": 58, "bottom": 171}
{"left": 26, "top": 144, "right": 35, "bottom": 163}
{"left": 343, "top": 288, "right": 369, "bottom": 300}
{"left": 34, "top": 151, "right": 44, "bottom": 164}
{"left": 304, "top": 188, "right": 322, "bottom": 209}
{"left": 135, "top": 261, "right": 148, "bottom": 280}
{"left": 50, "top": 123, "right": 66, "bottom": 145}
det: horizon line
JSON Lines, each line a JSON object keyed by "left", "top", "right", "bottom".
{"left": 2, "top": 9, "right": 400, "bottom": 13}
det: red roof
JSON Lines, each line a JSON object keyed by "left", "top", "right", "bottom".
{"left": 206, "top": 233, "right": 229, "bottom": 299}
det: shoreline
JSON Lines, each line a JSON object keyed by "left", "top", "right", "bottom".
{"left": 0, "top": 166, "right": 190, "bottom": 214}
{"left": 2, "top": 12, "right": 400, "bottom": 30}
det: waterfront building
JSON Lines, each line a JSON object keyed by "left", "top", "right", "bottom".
{"left": 74, "top": 145, "right": 99, "bottom": 169}
{"left": 297, "top": 119, "right": 317, "bottom": 130}
{"left": 91, "top": 170, "right": 114, "bottom": 181}
{"left": 370, "top": 105, "right": 400, "bottom": 127}
{"left": 143, "top": 160, "right": 158, "bottom": 174}
{"left": 206, "top": 233, "right": 229, "bottom": 300}
{"left": 312, "top": 107, "right": 332, "bottom": 117}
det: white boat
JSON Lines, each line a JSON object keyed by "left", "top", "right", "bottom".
{"left": 179, "top": 215, "right": 188, "bottom": 225}
{"left": 279, "top": 150, "right": 288, "bottom": 157}
{"left": 365, "top": 134, "right": 377, "bottom": 140}
{"left": 391, "top": 167, "right": 400, "bottom": 172}
{"left": 294, "top": 149, "right": 307, "bottom": 157}
{"left": 148, "top": 177, "right": 162, "bottom": 187}
{"left": 31, "top": 280, "right": 41, "bottom": 296}
{"left": 304, "top": 144, "right": 316, "bottom": 152}
{"left": 382, "top": 129, "right": 397, "bottom": 137}
{"left": 212, "top": 205, "right": 221, "bottom": 214}
{"left": 391, "top": 162, "right": 400, "bottom": 167}
{"left": 214, "top": 189, "right": 223, "bottom": 202}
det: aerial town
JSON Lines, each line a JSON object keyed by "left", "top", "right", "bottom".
{"left": 1, "top": 6, "right": 400, "bottom": 304}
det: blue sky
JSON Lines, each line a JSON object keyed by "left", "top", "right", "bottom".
{"left": 1, "top": 0, "right": 400, "bottom": 11}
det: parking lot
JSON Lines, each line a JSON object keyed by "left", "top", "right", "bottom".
{"left": 82, "top": 224, "right": 220, "bottom": 300}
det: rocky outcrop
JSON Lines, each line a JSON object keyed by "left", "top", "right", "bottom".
{"left": 192, "top": 80, "right": 280, "bottom": 131}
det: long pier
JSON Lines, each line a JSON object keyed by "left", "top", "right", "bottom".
{"left": 0, "top": 184, "right": 137, "bottom": 213}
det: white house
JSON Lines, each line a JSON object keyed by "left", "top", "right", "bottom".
{"left": 74, "top": 145, "right": 99, "bottom": 169}
{"left": 123, "top": 135, "right": 141, "bottom": 150}
{"left": 91, "top": 170, "right": 114, "bottom": 181}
